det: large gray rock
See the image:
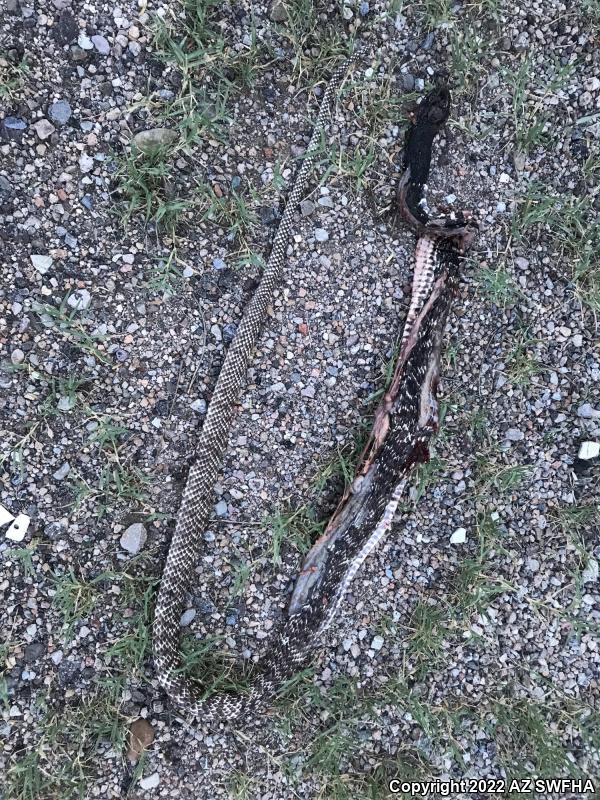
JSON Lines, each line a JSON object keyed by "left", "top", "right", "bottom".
{"left": 120, "top": 523, "right": 147, "bottom": 554}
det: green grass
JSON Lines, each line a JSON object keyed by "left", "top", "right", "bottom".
{"left": 405, "top": 601, "right": 447, "bottom": 676}
{"left": 504, "top": 332, "right": 544, "bottom": 387}
{"left": 0, "top": 51, "right": 29, "bottom": 100}
{"left": 34, "top": 297, "right": 109, "bottom": 364}
{"left": 476, "top": 264, "right": 520, "bottom": 308}
{"left": 508, "top": 56, "right": 574, "bottom": 154}
{"left": 512, "top": 185, "right": 600, "bottom": 311}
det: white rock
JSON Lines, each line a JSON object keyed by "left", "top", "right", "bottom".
{"left": 79, "top": 153, "right": 94, "bottom": 173}
{"left": 57, "top": 395, "right": 76, "bottom": 411}
{"left": 139, "top": 772, "right": 160, "bottom": 790}
{"left": 314, "top": 228, "right": 329, "bottom": 242}
{"left": 578, "top": 441, "right": 599, "bottom": 460}
{"left": 53, "top": 462, "right": 71, "bottom": 480}
{"left": 67, "top": 289, "right": 91, "bottom": 310}
{"left": 78, "top": 34, "right": 94, "bottom": 50}
{"left": 180, "top": 609, "right": 196, "bottom": 626}
{"left": 371, "top": 635, "right": 384, "bottom": 650}
{"left": 450, "top": 527, "right": 467, "bottom": 544}
{"left": 582, "top": 558, "right": 598, "bottom": 584}
{"left": 5, "top": 514, "right": 30, "bottom": 542}
{"left": 0, "top": 504, "right": 15, "bottom": 526}
{"left": 31, "top": 254, "right": 53, "bottom": 274}
{"left": 120, "top": 523, "right": 147, "bottom": 554}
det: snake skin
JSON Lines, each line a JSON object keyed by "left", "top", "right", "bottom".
{"left": 153, "top": 60, "right": 478, "bottom": 722}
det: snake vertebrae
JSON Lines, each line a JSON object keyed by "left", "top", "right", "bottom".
{"left": 153, "top": 52, "right": 478, "bottom": 722}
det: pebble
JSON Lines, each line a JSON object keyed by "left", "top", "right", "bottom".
{"left": 3, "top": 116, "right": 27, "bottom": 131}
{"left": 67, "top": 289, "right": 91, "bottom": 310}
{"left": 314, "top": 228, "right": 329, "bottom": 242}
{"left": 57, "top": 395, "right": 76, "bottom": 412}
{"left": 578, "top": 441, "right": 599, "bottom": 460}
{"left": 132, "top": 128, "right": 177, "bottom": 154}
{"left": 120, "top": 523, "right": 147, "bottom": 555}
{"left": 213, "top": 257, "right": 226, "bottom": 270}
{"left": 32, "top": 119, "right": 56, "bottom": 141}
{"left": 127, "top": 719, "right": 155, "bottom": 762}
{"left": 91, "top": 34, "right": 111, "bottom": 54}
{"left": 191, "top": 399, "right": 207, "bottom": 413}
{"left": 582, "top": 559, "right": 599, "bottom": 584}
{"left": 180, "top": 609, "right": 196, "bottom": 626}
{"left": 52, "top": 462, "right": 70, "bottom": 480}
{"left": 78, "top": 33, "right": 94, "bottom": 50}
{"left": 215, "top": 500, "right": 228, "bottom": 517}
{"left": 578, "top": 403, "right": 600, "bottom": 419}
{"left": 371, "top": 636, "right": 384, "bottom": 651}
{"left": 11, "top": 348, "right": 25, "bottom": 365}
{"left": 504, "top": 428, "right": 524, "bottom": 442}
{"left": 450, "top": 527, "right": 467, "bottom": 544}
{"left": 211, "top": 324, "right": 222, "bottom": 341}
{"left": 48, "top": 101, "right": 72, "bottom": 126}
{"left": 300, "top": 199, "right": 315, "bottom": 216}
{"left": 139, "top": 772, "right": 160, "bottom": 790}
{"left": 79, "top": 153, "right": 94, "bottom": 173}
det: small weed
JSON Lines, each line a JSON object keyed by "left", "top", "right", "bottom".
{"left": 0, "top": 52, "right": 29, "bottom": 100}
{"left": 35, "top": 298, "right": 109, "bottom": 364}
{"left": 513, "top": 185, "right": 599, "bottom": 311}
{"left": 412, "top": 454, "right": 447, "bottom": 503}
{"left": 179, "top": 634, "right": 253, "bottom": 698}
{"left": 51, "top": 567, "right": 103, "bottom": 640}
{"left": 70, "top": 463, "right": 151, "bottom": 516}
{"left": 266, "top": 505, "right": 321, "bottom": 566}
{"left": 406, "top": 601, "right": 447, "bottom": 674}
{"left": 504, "top": 333, "right": 544, "bottom": 387}
{"left": 196, "top": 181, "right": 257, "bottom": 241}
{"left": 113, "top": 144, "right": 192, "bottom": 232}
{"left": 476, "top": 264, "right": 519, "bottom": 308}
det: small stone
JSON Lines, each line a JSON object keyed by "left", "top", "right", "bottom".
{"left": 223, "top": 323, "right": 236, "bottom": 343}
{"left": 215, "top": 500, "right": 228, "bottom": 517}
{"left": 3, "top": 116, "right": 27, "bottom": 131}
{"left": 270, "top": 0, "right": 287, "bottom": 22}
{"left": 48, "top": 101, "right": 72, "bottom": 126}
{"left": 79, "top": 153, "right": 94, "bottom": 173}
{"left": 314, "top": 228, "right": 329, "bottom": 242}
{"left": 401, "top": 73, "right": 415, "bottom": 91}
{"left": 190, "top": 399, "right": 207, "bottom": 414}
{"left": 582, "top": 558, "right": 598, "bottom": 584}
{"left": 180, "top": 609, "right": 196, "bottom": 626}
{"left": 32, "top": 119, "right": 56, "bottom": 141}
{"left": 300, "top": 199, "right": 315, "bottom": 216}
{"left": 139, "top": 772, "right": 160, "bottom": 790}
{"left": 578, "top": 403, "right": 600, "bottom": 419}
{"left": 53, "top": 462, "right": 70, "bottom": 480}
{"left": 132, "top": 128, "right": 177, "bottom": 154}
{"left": 504, "top": 428, "right": 524, "bottom": 442}
{"left": 572, "top": 334, "right": 583, "bottom": 347}
{"left": 120, "top": 523, "right": 147, "bottom": 555}
{"left": 57, "top": 395, "right": 76, "bottom": 412}
{"left": 211, "top": 324, "right": 222, "bottom": 341}
{"left": 91, "top": 34, "right": 111, "bottom": 54}
{"left": 578, "top": 441, "right": 599, "bottom": 460}
{"left": 450, "top": 527, "right": 467, "bottom": 544}
{"left": 78, "top": 33, "right": 94, "bottom": 50}
{"left": 371, "top": 635, "right": 384, "bottom": 651}
{"left": 70, "top": 45, "right": 88, "bottom": 62}
{"left": 11, "top": 348, "right": 25, "bottom": 365}
{"left": 213, "top": 257, "right": 226, "bottom": 270}
{"left": 67, "top": 289, "right": 91, "bottom": 310}
{"left": 127, "top": 719, "right": 155, "bottom": 762}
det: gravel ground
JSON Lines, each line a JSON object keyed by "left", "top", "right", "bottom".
{"left": 1, "top": 1, "right": 599, "bottom": 799}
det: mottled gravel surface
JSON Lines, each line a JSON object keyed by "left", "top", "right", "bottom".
{"left": 1, "top": 1, "right": 599, "bottom": 799}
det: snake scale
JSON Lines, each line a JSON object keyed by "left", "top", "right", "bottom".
{"left": 153, "top": 49, "right": 478, "bottom": 722}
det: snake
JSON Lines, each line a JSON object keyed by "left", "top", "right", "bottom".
{"left": 152, "top": 50, "right": 478, "bottom": 722}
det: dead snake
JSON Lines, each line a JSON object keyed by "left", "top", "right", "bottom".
{"left": 153, "top": 52, "right": 478, "bottom": 722}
